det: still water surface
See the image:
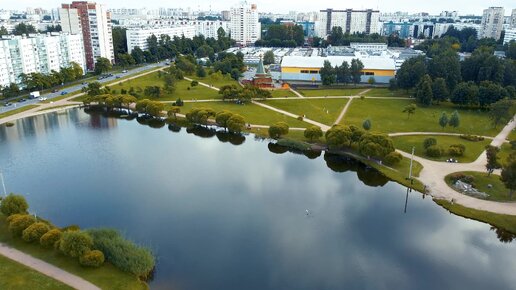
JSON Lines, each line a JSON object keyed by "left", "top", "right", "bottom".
{"left": 0, "top": 108, "right": 515, "bottom": 290}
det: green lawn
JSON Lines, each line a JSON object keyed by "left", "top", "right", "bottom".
{"left": 0, "top": 105, "right": 39, "bottom": 121}
{"left": 0, "top": 254, "right": 73, "bottom": 290}
{"left": 342, "top": 99, "right": 499, "bottom": 136}
{"left": 111, "top": 72, "right": 220, "bottom": 101}
{"left": 363, "top": 88, "right": 412, "bottom": 98}
{"left": 435, "top": 199, "right": 516, "bottom": 234}
{"left": 498, "top": 143, "right": 515, "bottom": 166}
{"left": 177, "top": 101, "right": 309, "bottom": 128}
{"left": 259, "top": 98, "right": 349, "bottom": 126}
{"left": 298, "top": 88, "right": 367, "bottom": 97}
{"left": 269, "top": 90, "right": 297, "bottom": 98}
{"left": 393, "top": 135, "right": 491, "bottom": 163}
{"left": 0, "top": 214, "right": 147, "bottom": 290}
{"left": 186, "top": 74, "right": 239, "bottom": 89}
{"left": 507, "top": 129, "right": 516, "bottom": 142}
{"left": 445, "top": 171, "right": 515, "bottom": 202}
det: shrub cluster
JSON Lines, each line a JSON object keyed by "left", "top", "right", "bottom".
{"left": 59, "top": 231, "right": 93, "bottom": 258}
{"left": 423, "top": 138, "right": 437, "bottom": 149}
{"left": 448, "top": 144, "right": 466, "bottom": 157}
{"left": 460, "top": 135, "right": 485, "bottom": 142}
{"left": 22, "top": 222, "right": 50, "bottom": 243}
{"left": 426, "top": 145, "right": 445, "bottom": 157}
{"left": 383, "top": 152, "right": 403, "bottom": 166}
{"left": 449, "top": 173, "right": 475, "bottom": 186}
{"left": 79, "top": 250, "right": 105, "bottom": 267}
{"left": 8, "top": 214, "right": 36, "bottom": 237}
{"left": 1, "top": 193, "right": 29, "bottom": 216}
{"left": 40, "top": 229, "right": 63, "bottom": 248}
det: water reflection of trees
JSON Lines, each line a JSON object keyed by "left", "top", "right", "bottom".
{"left": 216, "top": 131, "right": 246, "bottom": 145}
{"left": 490, "top": 227, "right": 516, "bottom": 243}
{"left": 186, "top": 126, "right": 216, "bottom": 138}
{"left": 267, "top": 142, "right": 322, "bottom": 160}
{"left": 324, "top": 152, "right": 388, "bottom": 187}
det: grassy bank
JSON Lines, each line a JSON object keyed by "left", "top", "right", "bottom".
{"left": 435, "top": 199, "right": 516, "bottom": 234}
{"left": 444, "top": 171, "right": 516, "bottom": 202}
{"left": 298, "top": 88, "right": 366, "bottom": 97}
{"left": 0, "top": 254, "right": 73, "bottom": 290}
{"left": 0, "top": 105, "right": 39, "bottom": 121}
{"left": 0, "top": 214, "right": 147, "bottom": 290}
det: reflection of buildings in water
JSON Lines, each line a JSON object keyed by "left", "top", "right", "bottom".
{"left": 89, "top": 113, "right": 117, "bottom": 129}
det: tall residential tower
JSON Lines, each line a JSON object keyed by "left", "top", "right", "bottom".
{"left": 60, "top": 1, "right": 114, "bottom": 71}
{"left": 316, "top": 9, "right": 380, "bottom": 37}
{"left": 480, "top": 7, "right": 505, "bottom": 40}
{"left": 230, "top": 2, "right": 260, "bottom": 46}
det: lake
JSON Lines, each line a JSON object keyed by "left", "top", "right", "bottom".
{"left": 1, "top": 108, "right": 515, "bottom": 290}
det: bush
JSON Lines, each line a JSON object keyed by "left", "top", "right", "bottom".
{"left": 448, "top": 144, "right": 466, "bottom": 156}
{"left": 87, "top": 228, "right": 155, "bottom": 278}
{"left": 460, "top": 134, "right": 484, "bottom": 142}
{"left": 5, "top": 122, "right": 14, "bottom": 127}
{"left": 6, "top": 213, "right": 24, "bottom": 224}
{"left": 8, "top": 215, "right": 36, "bottom": 237}
{"left": 59, "top": 231, "right": 93, "bottom": 258}
{"left": 423, "top": 138, "right": 437, "bottom": 149}
{"left": 449, "top": 173, "right": 474, "bottom": 184}
{"left": 383, "top": 152, "right": 403, "bottom": 165}
{"left": 22, "top": 222, "right": 50, "bottom": 243}
{"left": 79, "top": 250, "right": 105, "bottom": 267}
{"left": 268, "top": 122, "right": 289, "bottom": 139}
{"left": 40, "top": 229, "right": 63, "bottom": 248}
{"left": 297, "top": 116, "right": 303, "bottom": 121}
{"left": 0, "top": 193, "right": 29, "bottom": 216}
{"left": 426, "top": 145, "right": 444, "bottom": 157}
{"left": 61, "top": 225, "right": 81, "bottom": 232}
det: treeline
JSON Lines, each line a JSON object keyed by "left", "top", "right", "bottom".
{"left": 395, "top": 41, "right": 516, "bottom": 108}
{"left": 255, "top": 24, "right": 305, "bottom": 47}
{"left": 0, "top": 23, "right": 62, "bottom": 37}
{"left": 313, "top": 27, "right": 405, "bottom": 48}
{"left": 0, "top": 193, "right": 155, "bottom": 279}
{"left": 319, "top": 59, "right": 364, "bottom": 86}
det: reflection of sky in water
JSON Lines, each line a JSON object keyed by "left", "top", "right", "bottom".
{"left": 0, "top": 108, "right": 515, "bottom": 290}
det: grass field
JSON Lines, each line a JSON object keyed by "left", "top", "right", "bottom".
{"left": 298, "top": 88, "right": 367, "bottom": 97}
{"left": 499, "top": 143, "right": 515, "bottom": 166}
{"left": 445, "top": 171, "right": 515, "bottom": 202}
{"left": 0, "top": 214, "right": 147, "bottom": 290}
{"left": 0, "top": 254, "right": 73, "bottom": 290}
{"left": 392, "top": 135, "right": 491, "bottom": 163}
{"left": 269, "top": 90, "right": 297, "bottom": 98}
{"left": 186, "top": 74, "right": 239, "bottom": 88}
{"left": 111, "top": 72, "right": 220, "bottom": 101}
{"left": 0, "top": 105, "right": 39, "bottom": 121}
{"left": 259, "top": 98, "right": 349, "bottom": 126}
{"left": 342, "top": 99, "right": 499, "bottom": 136}
{"left": 435, "top": 199, "right": 516, "bottom": 234}
{"left": 177, "top": 101, "right": 309, "bottom": 128}
{"left": 363, "top": 88, "right": 412, "bottom": 98}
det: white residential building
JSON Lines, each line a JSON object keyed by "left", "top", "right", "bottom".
{"left": 480, "top": 7, "right": 505, "bottom": 40}
{"left": 60, "top": 1, "right": 114, "bottom": 71}
{"left": 230, "top": 2, "right": 260, "bottom": 46}
{"left": 117, "top": 20, "right": 230, "bottom": 40}
{"left": 315, "top": 9, "right": 380, "bottom": 37}
{"left": 0, "top": 33, "right": 86, "bottom": 87}
{"left": 504, "top": 28, "right": 516, "bottom": 45}
{"left": 511, "top": 9, "right": 516, "bottom": 28}
{"left": 126, "top": 26, "right": 196, "bottom": 53}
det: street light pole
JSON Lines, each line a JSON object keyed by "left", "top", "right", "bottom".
{"left": 408, "top": 146, "right": 415, "bottom": 181}
{"left": 0, "top": 171, "right": 6, "bottom": 197}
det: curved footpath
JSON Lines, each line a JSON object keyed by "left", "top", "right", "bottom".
{"left": 0, "top": 243, "right": 100, "bottom": 290}
{"left": 398, "top": 117, "right": 516, "bottom": 215}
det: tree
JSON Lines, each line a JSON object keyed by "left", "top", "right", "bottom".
{"left": 451, "top": 81, "right": 479, "bottom": 106}
{"left": 94, "top": 57, "right": 112, "bottom": 75}
{"left": 40, "top": 229, "right": 63, "bottom": 248}
{"left": 358, "top": 133, "right": 395, "bottom": 159}
{"left": 397, "top": 56, "right": 427, "bottom": 90}
{"left": 362, "top": 119, "right": 371, "bottom": 131}
{"left": 427, "top": 49, "right": 462, "bottom": 90}
{"left": 1, "top": 83, "right": 20, "bottom": 99}
{"left": 0, "top": 193, "right": 28, "bottom": 216}
{"left": 268, "top": 122, "right": 289, "bottom": 139}
{"left": 350, "top": 58, "right": 364, "bottom": 85}
{"left": 325, "top": 125, "right": 352, "bottom": 148}
{"left": 196, "top": 66, "right": 207, "bottom": 78}
{"left": 485, "top": 145, "right": 501, "bottom": 176}
{"left": 389, "top": 78, "right": 398, "bottom": 91}
{"left": 215, "top": 110, "right": 233, "bottom": 130}
{"left": 448, "top": 110, "right": 460, "bottom": 128}
{"left": 304, "top": 126, "right": 323, "bottom": 142}
{"left": 191, "top": 80, "right": 198, "bottom": 88}
{"left": 0, "top": 26, "right": 7, "bottom": 36}
{"left": 263, "top": 50, "right": 275, "bottom": 65}
{"left": 489, "top": 99, "right": 515, "bottom": 128}
{"left": 167, "top": 107, "right": 180, "bottom": 120}
{"left": 144, "top": 86, "right": 161, "bottom": 98}
{"left": 432, "top": 78, "right": 449, "bottom": 103}
{"left": 439, "top": 112, "right": 448, "bottom": 129}
{"left": 116, "top": 53, "right": 135, "bottom": 68}
{"left": 59, "top": 231, "right": 93, "bottom": 258}
{"left": 22, "top": 222, "right": 50, "bottom": 243}
{"left": 478, "top": 81, "right": 507, "bottom": 107}
{"left": 415, "top": 74, "right": 433, "bottom": 106}
{"left": 402, "top": 104, "right": 417, "bottom": 119}
{"left": 507, "top": 41, "right": 516, "bottom": 60}
{"left": 131, "top": 47, "right": 146, "bottom": 64}
{"left": 501, "top": 156, "right": 516, "bottom": 198}
{"left": 13, "top": 23, "right": 36, "bottom": 35}
{"left": 320, "top": 60, "right": 336, "bottom": 86}
{"left": 163, "top": 74, "right": 176, "bottom": 94}
{"left": 112, "top": 27, "right": 128, "bottom": 56}
{"left": 227, "top": 114, "right": 246, "bottom": 133}
{"left": 336, "top": 61, "right": 351, "bottom": 84}
{"left": 423, "top": 137, "right": 437, "bottom": 149}
{"left": 83, "top": 82, "right": 103, "bottom": 96}
{"left": 384, "top": 152, "right": 403, "bottom": 165}
{"left": 8, "top": 215, "right": 36, "bottom": 237}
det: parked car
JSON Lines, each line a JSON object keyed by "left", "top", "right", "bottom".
{"left": 38, "top": 97, "right": 48, "bottom": 101}
{"left": 18, "top": 98, "right": 26, "bottom": 102}
{"left": 52, "top": 89, "right": 58, "bottom": 93}
{"left": 3, "top": 102, "right": 12, "bottom": 106}
{"left": 61, "top": 91, "right": 68, "bottom": 95}
{"left": 121, "top": 70, "right": 128, "bottom": 73}
{"left": 115, "top": 76, "right": 121, "bottom": 79}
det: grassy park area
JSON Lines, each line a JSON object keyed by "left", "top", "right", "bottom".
{"left": 186, "top": 73, "right": 239, "bottom": 88}
{"left": 259, "top": 98, "right": 349, "bottom": 125}
{"left": 269, "top": 90, "right": 297, "bottom": 98}
{"left": 0, "top": 214, "right": 148, "bottom": 290}
{"left": 444, "top": 171, "right": 515, "bottom": 202}
{"left": 392, "top": 135, "right": 491, "bottom": 163}
{"left": 342, "top": 99, "right": 499, "bottom": 136}
{"left": 363, "top": 88, "right": 412, "bottom": 98}
{"left": 0, "top": 255, "right": 73, "bottom": 290}
{"left": 0, "top": 105, "right": 39, "bottom": 121}
{"left": 177, "top": 101, "right": 309, "bottom": 128}
{"left": 499, "top": 143, "right": 515, "bottom": 166}
{"left": 298, "top": 88, "right": 366, "bottom": 97}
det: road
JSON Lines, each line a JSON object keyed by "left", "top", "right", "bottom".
{"left": 0, "top": 62, "right": 168, "bottom": 114}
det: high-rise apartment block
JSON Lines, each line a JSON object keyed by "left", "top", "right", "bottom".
{"left": 60, "top": 1, "right": 114, "bottom": 71}
{"left": 230, "top": 2, "right": 260, "bottom": 46}
{"left": 0, "top": 33, "right": 86, "bottom": 87}
{"left": 126, "top": 26, "right": 196, "bottom": 53}
{"left": 480, "top": 7, "right": 505, "bottom": 40}
{"left": 316, "top": 9, "right": 380, "bottom": 37}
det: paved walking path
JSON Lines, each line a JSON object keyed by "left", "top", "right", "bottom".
{"left": 388, "top": 131, "right": 499, "bottom": 141}
{"left": 398, "top": 116, "right": 516, "bottom": 215}
{"left": 0, "top": 243, "right": 100, "bottom": 290}
{"left": 289, "top": 88, "right": 305, "bottom": 98}
{"left": 183, "top": 77, "right": 220, "bottom": 91}
{"left": 334, "top": 97, "right": 354, "bottom": 125}
{"left": 251, "top": 100, "right": 331, "bottom": 131}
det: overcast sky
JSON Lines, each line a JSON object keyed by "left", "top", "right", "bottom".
{"left": 4, "top": 0, "right": 515, "bottom": 15}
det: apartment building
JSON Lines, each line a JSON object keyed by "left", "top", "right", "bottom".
{"left": 315, "top": 9, "right": 380, "bottom": 37}
{"left": 230, "top": 2, "right": 260, "bottom": 46}
{"left": 126, "top": 26, "right": 196, "bottom": 53}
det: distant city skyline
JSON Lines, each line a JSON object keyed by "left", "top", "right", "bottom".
{"left": 5, "top": 0, "right": 515, "bottom": 16}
